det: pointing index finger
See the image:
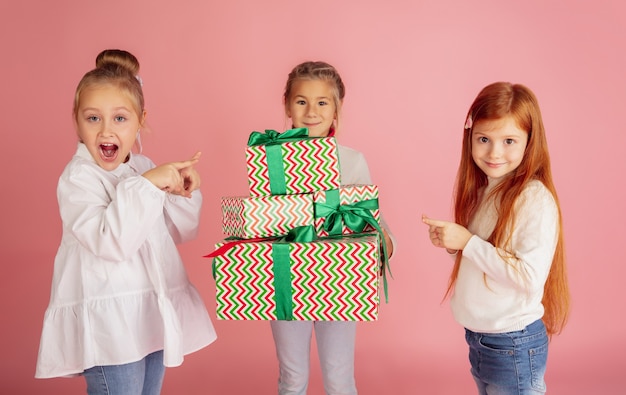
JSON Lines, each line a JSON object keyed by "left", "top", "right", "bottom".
{"left": 172, "top": 152, "right": 202, "bottom": 170}
{"left": 422, "top": 214, "right": 446, "bottom": 227}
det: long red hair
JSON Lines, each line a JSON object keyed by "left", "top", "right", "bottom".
{"left": 447, "top": 82, "right": 570, "bottom": 336}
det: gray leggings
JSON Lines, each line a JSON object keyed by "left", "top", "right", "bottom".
{"left": 270, "top": 320, "right": 357, "bottom": 395}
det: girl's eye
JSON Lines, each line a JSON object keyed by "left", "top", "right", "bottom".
{"left": 504, "top": 138, "right": 515, "bottom": 145}
{"left": 318, "top": 101, "right": 328, "bottom": 106}
{"left": 479, "top": 136, "right": 489, "bottom": 143}
{"left": 87, "top": 116, "right": 99, "bottom": 122}
{"left": 296, "top": 100, "right": 306, "bottom": 105}
{"left": 115, "top": 116, "right": 126, "bottom": 122}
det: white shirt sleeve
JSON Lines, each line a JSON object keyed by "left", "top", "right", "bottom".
{"left": 163, "top": 191, "right": 203, "bottom": 244}
{"left": 338, "top": 144, "right": 396, "bottom": 255}
{"left": 58, "top": 163, "right": 167, "bottom": 262}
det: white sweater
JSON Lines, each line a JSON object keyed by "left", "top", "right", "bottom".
{"left": 451, "top": 178, "right": 559, "bottom": 333}
{"left": 36, "top": 143, "right": 216, "bottom": 378}
{"left": 338, "top": 144, "right": 395, "bottom": 250}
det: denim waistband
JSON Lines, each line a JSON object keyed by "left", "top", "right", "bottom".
{"left": 465, "top": 319, "right": 546, "bottom": 346}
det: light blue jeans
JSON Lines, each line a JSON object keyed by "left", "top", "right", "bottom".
{"left": 465, "top": 320, "right": 548, "bottom": 395}
{"left": 271, "top": 320, "right": 357, "bottom": 395}
{"left": 82, "top": 350, "right": 165, "bottom": 395}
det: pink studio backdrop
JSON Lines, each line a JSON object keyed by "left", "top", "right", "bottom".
{"left": 1, "top": 1, "right": 624, "bottom": 394}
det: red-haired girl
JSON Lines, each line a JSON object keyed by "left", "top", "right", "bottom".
{"left": 423, "top": 82, "right": 569, "bottom": 394}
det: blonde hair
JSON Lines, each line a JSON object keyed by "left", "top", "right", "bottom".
{"left": 283, "top": 61, "right": 345, "bottom": 133}
{"left": 73, "top": 49, "right": 144, "bottom": 123}
{"left": 449, "top": 82, "right": 570, "bottom": 336}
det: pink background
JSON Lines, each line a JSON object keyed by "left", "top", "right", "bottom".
{"left": 1, "top": 1, "right": 624, "bottom": 394}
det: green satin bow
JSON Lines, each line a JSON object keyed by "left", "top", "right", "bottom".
{"left": 315, "top": 199, "right": 380, "bottom": 236}
{"left": 247, "top": 128, "right": 309, "bottom": 146}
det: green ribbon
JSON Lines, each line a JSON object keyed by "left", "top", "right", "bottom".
{"left": 313, "top": 190, "right": 392, "bottom": 302}
{"left": 247, "top": 128, "right": 309, "bottom": 146}
{"left": 247, "top": 128, "right": 310, "bottom": 195}
{"left": 285, "top": 224, "right": 317, "bottom": 242}
{"left": 271, "top": 242, "right": 293, "bottom": 320}
{"left": 271, "top": 224, "right": 320, "bottom": 320}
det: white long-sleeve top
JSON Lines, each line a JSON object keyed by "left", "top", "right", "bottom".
{"left": 338, "top": 144, "right": 395, "bottom": 250}
{"left": 36, "top": 143, "right": 217, "bottom": 379}
{"left": 337, "top": 144, "right": 372, "bottom": 185}
{"left": 451, "top": 178, "right": 559, "bottom": 333}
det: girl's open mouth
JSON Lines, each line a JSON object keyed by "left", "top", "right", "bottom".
{"left": 100, "top": 143, "right": 119, "bottom": 161}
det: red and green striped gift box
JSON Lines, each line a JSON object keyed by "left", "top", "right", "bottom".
{"left": 220, "top": 184, "right": 380, "bottom": 239}
{"left": 221, "top": 194, "right": 314, "bottom": 239}
{"left": 209, "top": 234, "right": 380, "bottom": 321}
{"left": 246, "top": 128, "right": 341, "bottom": 197}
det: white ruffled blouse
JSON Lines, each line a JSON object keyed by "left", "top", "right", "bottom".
{"left": 36, "top": 143, "right": 217, "bottom": 378}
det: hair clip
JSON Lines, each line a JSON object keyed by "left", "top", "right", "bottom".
{"left": 135, "top": 75, "right": 143, "bottom": 87}
{"left": 464, "top": 115, "right": 473, "bottom": 130}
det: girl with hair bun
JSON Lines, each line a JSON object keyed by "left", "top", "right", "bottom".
{"left": 35, "top": 49, "right": 216, "bottom": 394}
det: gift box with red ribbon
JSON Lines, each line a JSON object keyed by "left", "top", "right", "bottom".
{"left": 208, "top": 233, "right": 380, "bottom": 321}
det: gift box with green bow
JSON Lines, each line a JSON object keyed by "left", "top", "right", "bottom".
{"left": 208, "top": 233, "right": 380, "bottom": 321}
{"left": 246, "top": 128, "right": 341, "bottom": 197}
{"left": 220, "top": 184, "right": 380, "bottom": 240}
{"left": 314, "top": 185, "right": 380, "bottom": 237}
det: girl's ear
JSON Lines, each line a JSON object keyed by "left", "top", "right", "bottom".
{"left": 73, "top": 118, "right": 81, "bottom": 141}
{"left": 284, "top": 98, "right": 290, "bottom": 118}
{"left": 334, "top": 99, "right": 343, "bottom": 119}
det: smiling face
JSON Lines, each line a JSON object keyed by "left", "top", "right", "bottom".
{"left": 75, "top": 84, "right": 145, "bottom": 171}
{"left": 285, "top": 79, "right": 337, "bottom": 137}
{"left": 471, "top": 116, "right": 528, "bottom": 179}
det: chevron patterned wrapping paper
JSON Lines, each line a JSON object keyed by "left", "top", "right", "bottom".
{"left": 245, "top": 136, "right": 341, "bottom": 197}
{"left": 221, "top": 194, "right": 314, "bottom": 238}
{"left": 314, "top": 184, "right": 380, "bottom": 237}
{"left": 212, "top": 234, "right": 380, "bottom": 321}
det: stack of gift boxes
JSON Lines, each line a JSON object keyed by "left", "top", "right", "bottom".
{"left": 208, "top": 128, "right": 386, "bottom": 322}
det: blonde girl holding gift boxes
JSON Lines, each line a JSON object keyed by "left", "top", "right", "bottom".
{"left": 423, "top": 82, "right": 570, "bottom": 394}
{"left": 35, "top": 49, "right": 216, "bottom": 394}
{"left": 270, "top": 61, "right": 395, "bottom": 395}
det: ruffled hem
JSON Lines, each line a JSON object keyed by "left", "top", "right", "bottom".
{"left": 35, "top": 283, "right": 216, "bottom": 379}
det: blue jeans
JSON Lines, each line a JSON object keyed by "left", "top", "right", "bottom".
{"left": 82, "top": 350, "right": 165, "bottom": 395}
{"left": 465, "top": 320, "right": 548, "bottom": 395}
